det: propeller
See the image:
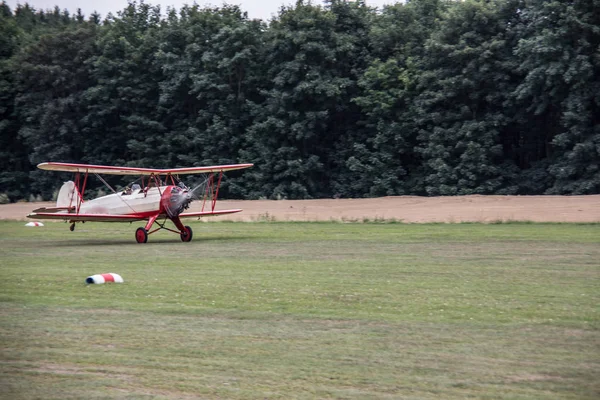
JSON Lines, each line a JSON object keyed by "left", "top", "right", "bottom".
{"left": 188, "top": 181, "right": 207, "bottom": 200}
{"left": 163, "top": 185, "right": 193, "bottom": 218}
{"left": 162, "top": 180, "right": 208, "bottom": 218}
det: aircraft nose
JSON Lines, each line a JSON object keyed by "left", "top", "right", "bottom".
{"left": 161, "top": 187, "right": 194, "bottom": 218}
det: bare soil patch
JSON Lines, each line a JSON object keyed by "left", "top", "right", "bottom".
{"left": 3, "top": 195, "right": 599, "bottom": 223}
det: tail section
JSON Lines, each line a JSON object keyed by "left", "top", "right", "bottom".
{"left": 56, "top": 181, "right": 77, "bottom": 208}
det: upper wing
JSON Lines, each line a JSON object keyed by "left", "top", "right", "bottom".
{"left": 38, "top": 162, "right": 253, "bottom": 176}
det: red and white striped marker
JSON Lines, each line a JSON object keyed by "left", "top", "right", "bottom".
{"left": 86, "top": 273, "right": 124, "bottom": 284}
{"left": 25, "top": 222, "right": 44, "bottom": 227}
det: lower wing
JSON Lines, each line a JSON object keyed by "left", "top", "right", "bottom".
{"left": 27, "top": 209, "right": 243, "bottom": 222}
{"left": 179, "top": 209, "right": 243, "bottom": 218}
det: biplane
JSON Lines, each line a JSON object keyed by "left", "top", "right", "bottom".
{"left": 27, "top": 162, "right": 253, "bottom": 243}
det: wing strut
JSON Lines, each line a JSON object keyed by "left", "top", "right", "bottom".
{"left": 200, "top": 171, "right": 224, "bottom": 213}
{"left": 72, "top": 171, "right": 88, "bottom": 213}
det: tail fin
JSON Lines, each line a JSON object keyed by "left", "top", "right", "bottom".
{"left": 56, "top": 181, "right": 77, "bottom": 208}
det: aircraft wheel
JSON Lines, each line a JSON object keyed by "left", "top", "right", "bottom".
{"left": 135, "top": 227, "right": 148, "bottom": 243}
{"left": 180, "top": 225, "right": 193, "bottom": 242}
{"left": 69, "top": 223, "right": 75, "bottom": 232}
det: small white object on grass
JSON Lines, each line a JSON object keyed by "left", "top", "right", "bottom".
{"left": 86, "top": 273, "right": 124, "bottom": 284}
{"left": 25, "top": 222, "right": 44, "bottom": 227}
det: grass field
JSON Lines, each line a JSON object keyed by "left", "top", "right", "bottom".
{"left": 0, "top": 220, "right": 598, "bottom": 399}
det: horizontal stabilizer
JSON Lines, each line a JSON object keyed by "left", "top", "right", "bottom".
{"left": 27, "top": 212, "right": 146, "bottom": 223}
{"left": 31, "top": 206, "right": 75, "bottom": 213}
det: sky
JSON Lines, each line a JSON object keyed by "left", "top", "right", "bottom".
{"left": 4, "top": 0, "right": 396, "bottom": 22}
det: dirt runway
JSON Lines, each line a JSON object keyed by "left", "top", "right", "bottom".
{"left": 4, "top": 195, "right": 599, "bottom": 223}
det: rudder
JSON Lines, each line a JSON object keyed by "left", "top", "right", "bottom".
{"left": 56, "top": 181, "right": 77, "bottom": 208}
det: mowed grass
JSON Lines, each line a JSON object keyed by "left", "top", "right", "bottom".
{"left": 0, "top": 221, "right": 598, "bottom": 399}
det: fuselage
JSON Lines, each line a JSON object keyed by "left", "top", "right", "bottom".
{"left": 79, "top": 186, "right": 166, "bottom": 216}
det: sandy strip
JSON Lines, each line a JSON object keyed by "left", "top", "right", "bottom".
{"left": 4, "top": 195, "right": 599, "bottom": 223}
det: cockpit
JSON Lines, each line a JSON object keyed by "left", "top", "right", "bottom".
{"left": 122, "top": 183, "right": 143, "bottom": 196}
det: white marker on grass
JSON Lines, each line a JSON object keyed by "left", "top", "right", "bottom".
{"left": 86, "top": 273, "right": 124, "bottom": 284}
{"left": 25, "top": 222, "right": 44, "bottom": 227}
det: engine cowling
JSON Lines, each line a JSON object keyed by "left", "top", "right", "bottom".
{"left": 160, "top": 186, "right": 192, "bottom": 218}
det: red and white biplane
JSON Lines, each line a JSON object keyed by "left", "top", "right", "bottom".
{"left": 27, "top": 162, "right": 253, "bottom": 243}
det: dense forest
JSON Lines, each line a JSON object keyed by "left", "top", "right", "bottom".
{"left": 0, "top": 0, "right": 598, "bottom": 201}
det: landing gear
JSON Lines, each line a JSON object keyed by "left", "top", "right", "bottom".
{"left": 134, "top": 216, "right": 192, "bottom": 243}
{"left": 69, "top": 222, "right": 75, "bottom": 231}
{"left": 135, "top": 227, "right": 148, "bottom": 243}
{"left": 180, "top": 225, "right": 193, "bottom": 242}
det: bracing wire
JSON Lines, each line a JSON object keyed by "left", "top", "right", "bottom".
{"left": 94, "top": 173, "right": 117, "bottom": 194}
{"left": 95, "top": 173, "right": 138, "bottom": 213}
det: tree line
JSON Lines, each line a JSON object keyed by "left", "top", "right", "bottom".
{"left": 0, "top": 0, "right": 598, "bottom": 202}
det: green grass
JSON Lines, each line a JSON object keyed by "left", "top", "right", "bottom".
{"left": 0, "top": 221, "right": 598, "bottom": 399}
